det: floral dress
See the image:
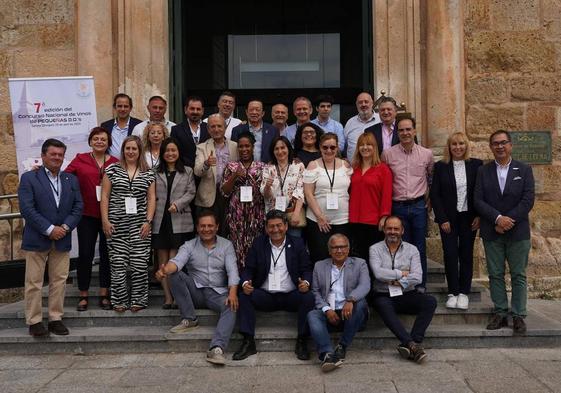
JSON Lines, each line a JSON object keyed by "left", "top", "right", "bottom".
{"left": 221, "top": 161, "right": 266, "bottom": 271}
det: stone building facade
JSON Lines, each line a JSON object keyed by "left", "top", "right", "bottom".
{"left": 0, "top": 0, "right": 560, "bottom": 295}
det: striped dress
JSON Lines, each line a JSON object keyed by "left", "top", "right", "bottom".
{"left": 105, "top": 163, "right": 155, "bottom": 308}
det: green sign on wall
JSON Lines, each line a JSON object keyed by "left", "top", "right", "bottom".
{"left": 511, "top": 131, "right": 551, "bottom": 165}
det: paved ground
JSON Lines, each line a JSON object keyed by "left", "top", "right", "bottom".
{"left": 1, "top": 347, "right": 561, "bottom": 393}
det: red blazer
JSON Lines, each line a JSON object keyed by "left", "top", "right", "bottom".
{"left": 349, "top": 163, "right": 393, "bottom": 225}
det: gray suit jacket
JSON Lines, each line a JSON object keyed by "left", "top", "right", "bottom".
{"left": 153, "top": 168, "right": 196, "bottom": 234}
{"left": 312, "top": 257, "right": 371, "bottom": 310}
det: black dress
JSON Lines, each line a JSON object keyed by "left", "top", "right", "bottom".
{"left": 296, "top": 149, "right": 321, "bottom": 168}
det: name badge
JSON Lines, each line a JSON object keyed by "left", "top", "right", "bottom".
{"left": 326, "top": 192, "right": 339, "bottom": 210}
{"left": 388, "top": 284, "right": 403, "bottom": 297}
{"left": 275, "top": 196, "right": 287, "bottom": 211}
{"left": 327, "top": 291, "right": 336, "bottom": 310}
{"left": 95, "top": 185, "right": 102, "bottom": 202}
{"left": 125, "top": 197, "right": 137, "bottom": 214}
{"left": 269, "top": 271, "right": 281, "bottom": 291}
{"left": 240, "top": 186, "right": 253, "bottom": 202}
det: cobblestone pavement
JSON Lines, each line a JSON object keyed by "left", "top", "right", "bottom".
{"left": 1, "top": 347, "right": 561, "bottom": 393}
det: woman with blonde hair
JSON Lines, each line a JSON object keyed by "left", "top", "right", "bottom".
{"left": 349, "top": 132, "right": 393, "bottom": 261}
{"left": 430, "top": 132, "right": 482, "bottom": 310}
{"left": 142, "top": 122, "right": 169, "bottom": 169}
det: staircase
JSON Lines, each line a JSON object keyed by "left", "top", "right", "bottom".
{"left": 0, "top": 260, "right": 560, "bottom": 354}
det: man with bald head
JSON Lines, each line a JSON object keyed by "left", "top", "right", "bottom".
{"left": 194, "top": 114, "right": 238, "bottom": 235}
{"left": 231, "top": 100, "right": 279, "bottom": 163}
{"left": 284, "top": 97, "right": 313, "bottom": 146}
{"left": 343, "top": 92, "right": 380, "bottom": 159}
{"left": 271, "top": 103, "right": 289, "bottom": 135}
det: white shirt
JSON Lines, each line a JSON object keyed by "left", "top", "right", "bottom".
{"left": 495, "top": 159, "right": 511, "bottom": 194}
{"left": 261, "top": 239, "right": 296, "bottom": 293}
{"left": 343, "top": 112, "right": 380, "bottom": 159}
{"left": 131, "top": 119, "right": 176, "bottom": 138}
{"left": 453, "top": 160, "right": 468, "bottom": 212}
{"left": 203, "top": 115, "right": 242, "bottom": 140}
{"left": 44, "top": 167, "right": 61, "bottom": 236}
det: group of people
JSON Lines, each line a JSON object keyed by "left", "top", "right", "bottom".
{"left": 18, "top": 90, "right": 535, "bottom": 372}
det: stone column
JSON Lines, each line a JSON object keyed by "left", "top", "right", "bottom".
{"left": 424, "top": 0, "right": 465, "bottom": 148}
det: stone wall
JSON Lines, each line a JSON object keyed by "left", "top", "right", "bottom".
{"left": 461, "top": 0, "right": 561, "bottom": 297}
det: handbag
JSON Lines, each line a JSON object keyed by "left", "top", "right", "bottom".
{"left": 286, "top": 198, "right": 307, "bottom": 228}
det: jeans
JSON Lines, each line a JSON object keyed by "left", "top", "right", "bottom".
{"left": 307, "top": 298, "right": 368, "bottom": 356}
{"left": 392, "top": 199, "right": 427, "bottom": 286}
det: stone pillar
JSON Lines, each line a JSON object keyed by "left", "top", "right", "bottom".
{"left": 424, "top": 0, "right": 465, "bottom": 148}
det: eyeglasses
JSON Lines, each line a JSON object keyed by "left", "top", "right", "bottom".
{"left": 330, "top": 245, "right": 349, "bottom": 251}
{"left": 321, "top": 145, "right": 337, "bottom": 151}
{"left": 491, "top": 140, "right": 511, "bottom": 147}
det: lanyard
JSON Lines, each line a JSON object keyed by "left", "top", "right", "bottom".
{"left": 127, "top": 166, "right": 138, "bottom": 194}
{"left": 91, "top": 153, "right": 106, "bottom": 182}
{"left": 275, "top": 164, "right": 290, "bottom": 196}
{"left": 48, "top": 174, "right": 59, "bottom": 196}
{"left": 321, "top": 158, "right": 336, "bottom": 192}
{"left": 329, "top": 265, "right": 344, "bottom": 289}
{"left": 386, "top": 242, "right": 402, "bottom": 269}
{"left": 271, "top": 245, "right": 286, "bottom": 270}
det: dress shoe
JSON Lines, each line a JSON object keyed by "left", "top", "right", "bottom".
{"left": 486, "top": 314, "right": 508, "bottom": 330}
{"left": 232, "top": 336, "right": 257, "bottom": 361}
{"left": 295, "top": 336, "right": 310, "bottom": 360}
{"left": 48, "top": 320, "right": 69, "bottom": 336}
{"left": 512, "top": 316, "right": 527, "bottom": 335}
{"left": 29, "top": 322, "right": 49, "bottom": 337}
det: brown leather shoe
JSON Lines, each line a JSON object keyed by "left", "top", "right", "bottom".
{"left": 512, "top": 316, "right": 527, "bottom": 335}
{"left": 48, "top": 320, "right": 69, "bottom": 336}
{"left": 29, "top": 322, "right": 49, "bottom": 337}
{"left": 486, "top": 314, "right": 508, "bottom": 330}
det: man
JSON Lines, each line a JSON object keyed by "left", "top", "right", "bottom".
{"left": 170, "top": 96, "right": 210, "bottom": 168}
{"left": 307, "top": 234, "right": 370, "bottom": 372}
{"left": 18, "top": 139, "right": 83, "bottom": 337}
{"left": 381, "top": 116, "right": 434, "bottom": 289}
{"left": 193, "top": 114, "right": 238, "bottom": 235}
{"left": 100, "top": 93, "right": 142, "bottom": 158}
{"left": 474, "top": 130, "right": 535, "bottom": 334}
{"left": 364, "top": 96, "right": 400, "bottom": 156}
{"left": 271, "top": 103, "right": 289, "bottom": 135}
{"left": 369, "top": 216, "right": 437, "bottom": 364}
{"left": 233, "top": 210, "right": 314, "bottom": 361}
{"left": 311, "top": 94, "right": 345, "bottom": 152}
{"left": 156, "top": 210, "right": 239, "bottom": 365}
{"left": 283, "top": 97, "right": 313, "bottom": 145}
{"left": 231, "top": 100, "right": 279, "bottom": 163}
{"left": 203, "top": 91, "right": 242, "bottom": 140}
{"left": 131, "top": 95, "right": 176, "bottom": 137}
{"left": 343, "top": 92, "right": 380, "bottom": 159}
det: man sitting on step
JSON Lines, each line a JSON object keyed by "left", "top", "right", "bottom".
{"left": 233, "top": 209, "right": 315, "bottom": 361}
{"left": 156, "top": 210, "right": 239, "bottom": 366}
{"left": 369, "top": 216, "right": 437, "bottom": 364}
{"left": 307, "top": 234, "right": 370, "bottom": 372}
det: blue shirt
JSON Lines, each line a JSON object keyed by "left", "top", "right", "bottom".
{"left": 321, "top": 262, "right": 346, "bottom": 312}
{"left": 108, "top": 119, "right": 130, "bottom": 158}
{"left": 311, "top": 117, "right": 345, "bottom": 151}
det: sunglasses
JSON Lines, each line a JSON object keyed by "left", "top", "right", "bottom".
{"left": 321, "top": 145, "right": 337, "bottom": 151}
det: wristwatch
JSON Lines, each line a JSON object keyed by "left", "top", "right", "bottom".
{"left": 346, "top": 296, "right": 356, "bottom": 304}
{"left": 61, "top": 224, "right": 70, "bottom": 233}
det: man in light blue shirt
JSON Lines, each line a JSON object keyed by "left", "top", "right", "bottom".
{"left": 156, "top": 210, "right": 239, "bottom": 365}
{"left": 311, "top": 94, "right": 345, "bottom": 152}
{"left": 307, "top": 234, "right": 370, "bottom": 372}
{"left": 284, "top": 97, "right": 313, "bottom": 145}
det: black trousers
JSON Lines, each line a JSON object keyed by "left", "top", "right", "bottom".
{"left": 305, "top": 219, "right": 350, "bottom": 263}
{"left": 439, "top": 212, "right": 476, "bottom": 295}
{"left": 349, "top": 222, "right": 384, "bottom": 262}
{"left": 238, "top": 288, "right": 315, "bottom": 337}
{"left": 76, "top": 215, "right": 110, "bottom": 291}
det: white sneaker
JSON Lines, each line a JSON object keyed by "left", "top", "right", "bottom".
{"left": 206, "top": 346, "right": 226, "bottom": 365}
{"left": 169, "top": 318, "right": 199, "bottom": 333}
{"left": 445, "top": 294, "right": 458, "bottom": 309}
{"left": 456, "top": 294, "right": 469, "bottom": 310}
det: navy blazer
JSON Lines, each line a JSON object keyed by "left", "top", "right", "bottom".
{"left": 474, "top": 160, "right": 535, "bottom": 242}
{"left": 241, "top": 234, "right": 313, "bottom": 288}
{"left": 170, "top": 121, "right": 210, "bottom": 168}
{"left": 231, "top": 122, "right": 279, "bottom": 164}
{"left": 100, "top": 117, "right": 143, "bottom": 137}
{"left": 18, "top": 167, "right": 83, "bottom": 252}
{"left": 364, "top": 122, "right": 399, "bottom": 156}
{"left": 430, "top": 158, "right": 483, "bottom": 224}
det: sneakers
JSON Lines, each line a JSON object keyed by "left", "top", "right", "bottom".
{"left": 398, "top": 342, "right": 427, "bottom": 364}
{"left": 397, "top": 344, "right": 411, "bottom": 360}
{"left": 513, "top": 316, "right": 527, "bottom": 335}
{"left": 486, "top": 314, "right": 508, "bottom": 330}
{"left": 456, "top": 294, "right": 469, "bottom": 310}
{"left": 169, "top": 318, "right": 199, "bottom": 333}
{"left": 445, "top": 294, "right": 458, "bottom": 309}
{"left": 334, "top": 343, "right": 346, "bottom": 361}
{"left": 320, "top": 353, "right": 342, "bottom": 372}
{"left": 206, "top": 346, "right": 226, "bottom": 365}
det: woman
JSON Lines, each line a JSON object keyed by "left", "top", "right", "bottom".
{"left": 101, "top": 135, "right": 156, "bottom": 312}
{"left": 303, "top": 133, "right": 352, "bottom": 263}
{"left": 142, "top": 122, "right": 168, "bottom": 169}
{"left": 294, "top": 122, "right": 323, "bottom": 167}
{"left": 65, "top": 127, "right": 119, "bottom": 311}
{"left": 152, "top": 137, "right": 196, "bottom": 308}
{"left": 430, "top": 131, "right": 483, "bottom": 310}
{"left": 349, "top": 132, "right": 393, "bottom": 261}
{"left": 221, "top": 131, "right": 266, "bottom": 270}
{"left": 260, "top": 136, "right": 305, "bottom": 236}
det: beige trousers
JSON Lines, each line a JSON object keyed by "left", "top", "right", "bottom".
{"left": 24, "top": 245, "right": 69, "bottom": 325}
